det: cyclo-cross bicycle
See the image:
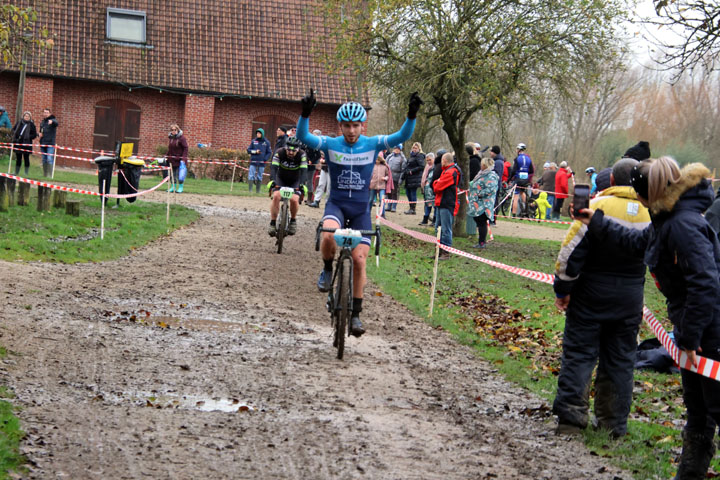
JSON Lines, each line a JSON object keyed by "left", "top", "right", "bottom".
{"left": 274, "top": 187, "right": 295, "bottom": 254}
{"left": 315, "top": 223, "right": 381, "bottom": 359}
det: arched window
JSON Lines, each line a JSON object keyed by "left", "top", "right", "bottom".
{"left": 93, "top": 99, "right": 141, "bottom": 153}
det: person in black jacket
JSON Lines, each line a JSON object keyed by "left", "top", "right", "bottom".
{"left": 467, "top": 143, "right": 482, "bottom": 180}
{"left": 403, "top": 142, "right": 425, "bottom": 214}
{"left": 11, "top": 111, "right": 37, "bottom": 176}
{"left": 274, "top": 126, "right": 288, "bottom": 153}
{"left": 579, "top": 157, "right": 720, "bottom": 479}
{"left": 489, "top": 146, "right": 506, "bottom": 223}
{"left": 39, "top": 108, "right": 59, "bottom": 177}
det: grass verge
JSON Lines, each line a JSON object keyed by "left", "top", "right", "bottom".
{"left": 367, "top": 228, "right": 717, "bottom": 479}
{"left": 1, "top": 154, "right": 268, "bottom": 198}
{"left": 0, "top": 349, "right": 24, "bottom": 479}
{"left": 0, "top": 179, "right": 199, "bottom": 263}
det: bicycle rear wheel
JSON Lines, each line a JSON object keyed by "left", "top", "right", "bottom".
{"left": 499, "top": 189, "right": 510, "bottom": 217}
{"left": 276, "top": 201, "right": 288, "bottom": 254}
{"left": 334, "top": 253, "right": 353, "bottom": 360}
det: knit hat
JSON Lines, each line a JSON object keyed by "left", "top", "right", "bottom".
{"left": 595, "top": 167, "right": 612, "bottom": 192}
{"left": 278, "top": 126, "right": 287, "bottom": 133}
{"left": 0, "top": 106, "right": 5, "bottom": 112}
{"left": 623, "top": 141, "right": 651, "bottom": 161}
{"left": 490, "top": 145, "right": 500, "bottom": 155}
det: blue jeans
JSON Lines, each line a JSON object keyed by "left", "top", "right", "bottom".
{"left": 406, "top": 187, "right": 417, "bottom": 204}
{"left": 40, "top": 145, "right": 55, "bottom": 165}
{"left": 248, "top": 163, "right": 264, "bottom": 181}
{"left": 435, "top": 207, "right": 454, "bottom": 247}
{"left": 368, "top": 189, "right": 385, "bottom": 216}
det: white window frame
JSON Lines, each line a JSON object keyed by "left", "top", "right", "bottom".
{"left": 106, "top": 7, "right": 147, "bottom": 44}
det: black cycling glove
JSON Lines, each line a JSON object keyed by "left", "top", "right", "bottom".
{"left": 407, "top": 92, "right": 423, "bottom": 120}
{"left": 301, "top": 89, "right": 317, "bottom": 118}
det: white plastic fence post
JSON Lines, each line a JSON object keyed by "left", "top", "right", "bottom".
{"left": 51, "top": 146, "right": 58, "bottom": 179}
{"left": 428, "top": 226, "right": 442, "bottom": 317}
{"left": 230, "top": 159, "right": 237, "bottom": 192}
{"left": 101, "top": 180, "right": 106, "bottom": 240}
{"left": 7, "top": 144, "right": 14, "bottom": 174}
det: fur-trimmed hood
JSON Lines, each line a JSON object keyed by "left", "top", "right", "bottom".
{"left": 649, "top": 163, "right": 713, "bottom": 215}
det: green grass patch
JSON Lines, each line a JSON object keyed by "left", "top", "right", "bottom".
{"left": 1, "top": 154, "right": 267, "bottom": 198}
{"left": 0, "top": 395, "right": 24, "bottom": 480}
{"left": 0, "top": 188, "right": 199, "bottom": 263}
{"left": 368, "top": 227, "right": 715, "bottom": 479}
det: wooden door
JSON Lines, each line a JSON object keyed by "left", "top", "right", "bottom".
{"left": 251, "top": 115, "right": 294, "bottom": 149}
{"left": 93, "top": 100, "right": 141, "bottom": 154}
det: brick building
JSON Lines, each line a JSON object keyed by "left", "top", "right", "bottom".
{"left": 0, "top": 0, "right": 366, "bottom": 166}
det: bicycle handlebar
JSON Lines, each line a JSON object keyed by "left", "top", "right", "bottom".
{"left": 315, "top": 223, "right": 382, "bottom": 256}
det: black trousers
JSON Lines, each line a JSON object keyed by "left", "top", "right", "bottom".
{"left": 473, "top": 213, "right": 488, "bottom": 244}
{"left": 681, "top": 342, "right": 720, "bottom": 436}
{"left": 553, "top": 276, "right": 644, "bottom": 435}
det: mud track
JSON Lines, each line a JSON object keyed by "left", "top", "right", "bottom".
{"left": 0, "top": 191, "right": 622, "bottom": 479}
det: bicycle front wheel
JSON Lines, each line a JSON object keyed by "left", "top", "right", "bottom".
{"left": 276, "top": 201, "right": 288, "bottom": 254}
{"left": 335, "top": 253, "right": 353, "bottom": 360}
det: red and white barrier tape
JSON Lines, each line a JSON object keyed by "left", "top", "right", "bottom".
{"left": 495, "top": 214, "right": 573, "bottom": 225}
{"left": 0, "top": 172, "right": 168, "bottom": 199}
{"left": 377, "top": 215, "right": 720, "bottom": 382}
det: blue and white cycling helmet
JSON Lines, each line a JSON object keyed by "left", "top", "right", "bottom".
{"left": 336, "top": 102, "right": 367, "bottom": 122}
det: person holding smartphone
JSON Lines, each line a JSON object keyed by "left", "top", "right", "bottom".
{"left": 576, "top": 157, "right": 720, "bottom": 478}
{"left": 552, "top": 158, "right": 650, "bottom": 438}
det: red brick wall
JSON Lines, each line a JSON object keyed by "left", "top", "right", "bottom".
{"left": 183, "top": 95, "right": 215, "bottom": 147}
{"left": 0, "top": 72, "right": 20, "bottom": 125}
{"left": 0, "top": 74, "right": 343, "bottom": 168}
{"left": 23, "top": 76, "right": 54, "bottom": 126}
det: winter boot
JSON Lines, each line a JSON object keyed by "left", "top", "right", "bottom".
{"left": 248, "top": 181, "right": 253, "bottom": 192}
{"left": 42, "top": 163, "right": 50, "bottom": 177}
{"left": 255, "top": 180, "right": 261, "bottom": 193}
{"left": 24, "top": 166, "right": 29, "bottom": 176}
{"left": 673, "top": 430, "right": 716, "bottom": 480}
{"left": 177, "top": 183, "right": 184, "bottom": 193}
{"left": 14, "top": 164, "right": 19, "bottom": 176}
{"left": 419, "top": 215, "right": 429, "bottom": 225}
{"left": 168, "top": 184, "right": 175, "bottom": 193}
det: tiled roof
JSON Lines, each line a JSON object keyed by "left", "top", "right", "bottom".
{"left": 5, "top": 0, "right": 367, "bottom": 106}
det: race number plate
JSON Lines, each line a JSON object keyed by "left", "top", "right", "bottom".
{"left": 333, "top": 228, "right": 363, "bottom": 250}
{"left": 280, "top": 187, "right": 294, "bottom": 199}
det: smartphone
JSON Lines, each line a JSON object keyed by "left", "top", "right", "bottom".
{"left": 573, "top": 184, "right": 590, "bottom": 217}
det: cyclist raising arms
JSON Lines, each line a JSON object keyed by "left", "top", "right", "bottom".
{"left": 267, "top": 136, "right": 308, "bottom": 237}
{"left": 297, "top": 89, "right": 422, "bottom": 337}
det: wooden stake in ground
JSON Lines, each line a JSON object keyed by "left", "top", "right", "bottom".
{"left": 17, "top": 182, "right": 31, "bottom": 206}
{"left": 65, "top": 199, "right": 80, "bottom": 217}
{"left": 101, "top": 180, "right": 106, "bottom": 240}
{"left": 37, "top": 185, "right": 51, "bottom": 212}
{"left": 52, "top": 190, "right": 67, "bottom": 208}
{"left": 428, "top": 227, "right": 442, "bottom": 317}
{"left": 0, "top": 176, "right": 9, "bottom": 212}
{"left": 230, "top": 158, "right": 237, "bottom": 192}
{"left": 51, "top": 146, "right": 58, "bottom": 179}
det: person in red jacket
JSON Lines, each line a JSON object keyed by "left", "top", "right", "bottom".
{"left": 552, "top": 161, "right": 572, "bottom": 219}
{"left": 433, "top": 152, "right": 461, "bottom": 260}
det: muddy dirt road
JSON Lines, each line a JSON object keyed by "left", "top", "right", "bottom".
{"left": 0, "top": 192, "right": 623, "bottom": 479}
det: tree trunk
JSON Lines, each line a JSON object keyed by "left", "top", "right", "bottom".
{"left": 17, "top": 182, "right": 31, "bottom": 206}
{"left": 441, "top": 119, "right": 468, "bottom": 238}
{"left": 52, "top": 190, "right": 67, "bottom": 208}
{"left": 37, "top": 186, "right": 51, "bottom": 212}
{"left": 65, "top": 199, "right": 80, "bottom": 217}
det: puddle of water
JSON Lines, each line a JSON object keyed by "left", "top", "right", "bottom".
{"left": 102, "top": 309, "right": 271, "bottom": 334}
{"left": 96, "top": 390, "right": 258, "bottom": 413}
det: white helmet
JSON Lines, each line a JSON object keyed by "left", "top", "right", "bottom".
{"left": 516, "top": 143, "right": 527, "bottom": 151}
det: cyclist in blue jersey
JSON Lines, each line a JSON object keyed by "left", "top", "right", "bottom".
{"left": 510, "top": 142, "right": 535, "bottom": 217}
{"left": 297, "top": 88, "right": 422, "bottom": 337}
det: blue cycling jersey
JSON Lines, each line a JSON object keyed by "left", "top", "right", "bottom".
{"left": 512, "top": 153, "right": 533, "bottom": 181}
{"left": 296, "top": 116, "right": 415, "bottom": 204}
